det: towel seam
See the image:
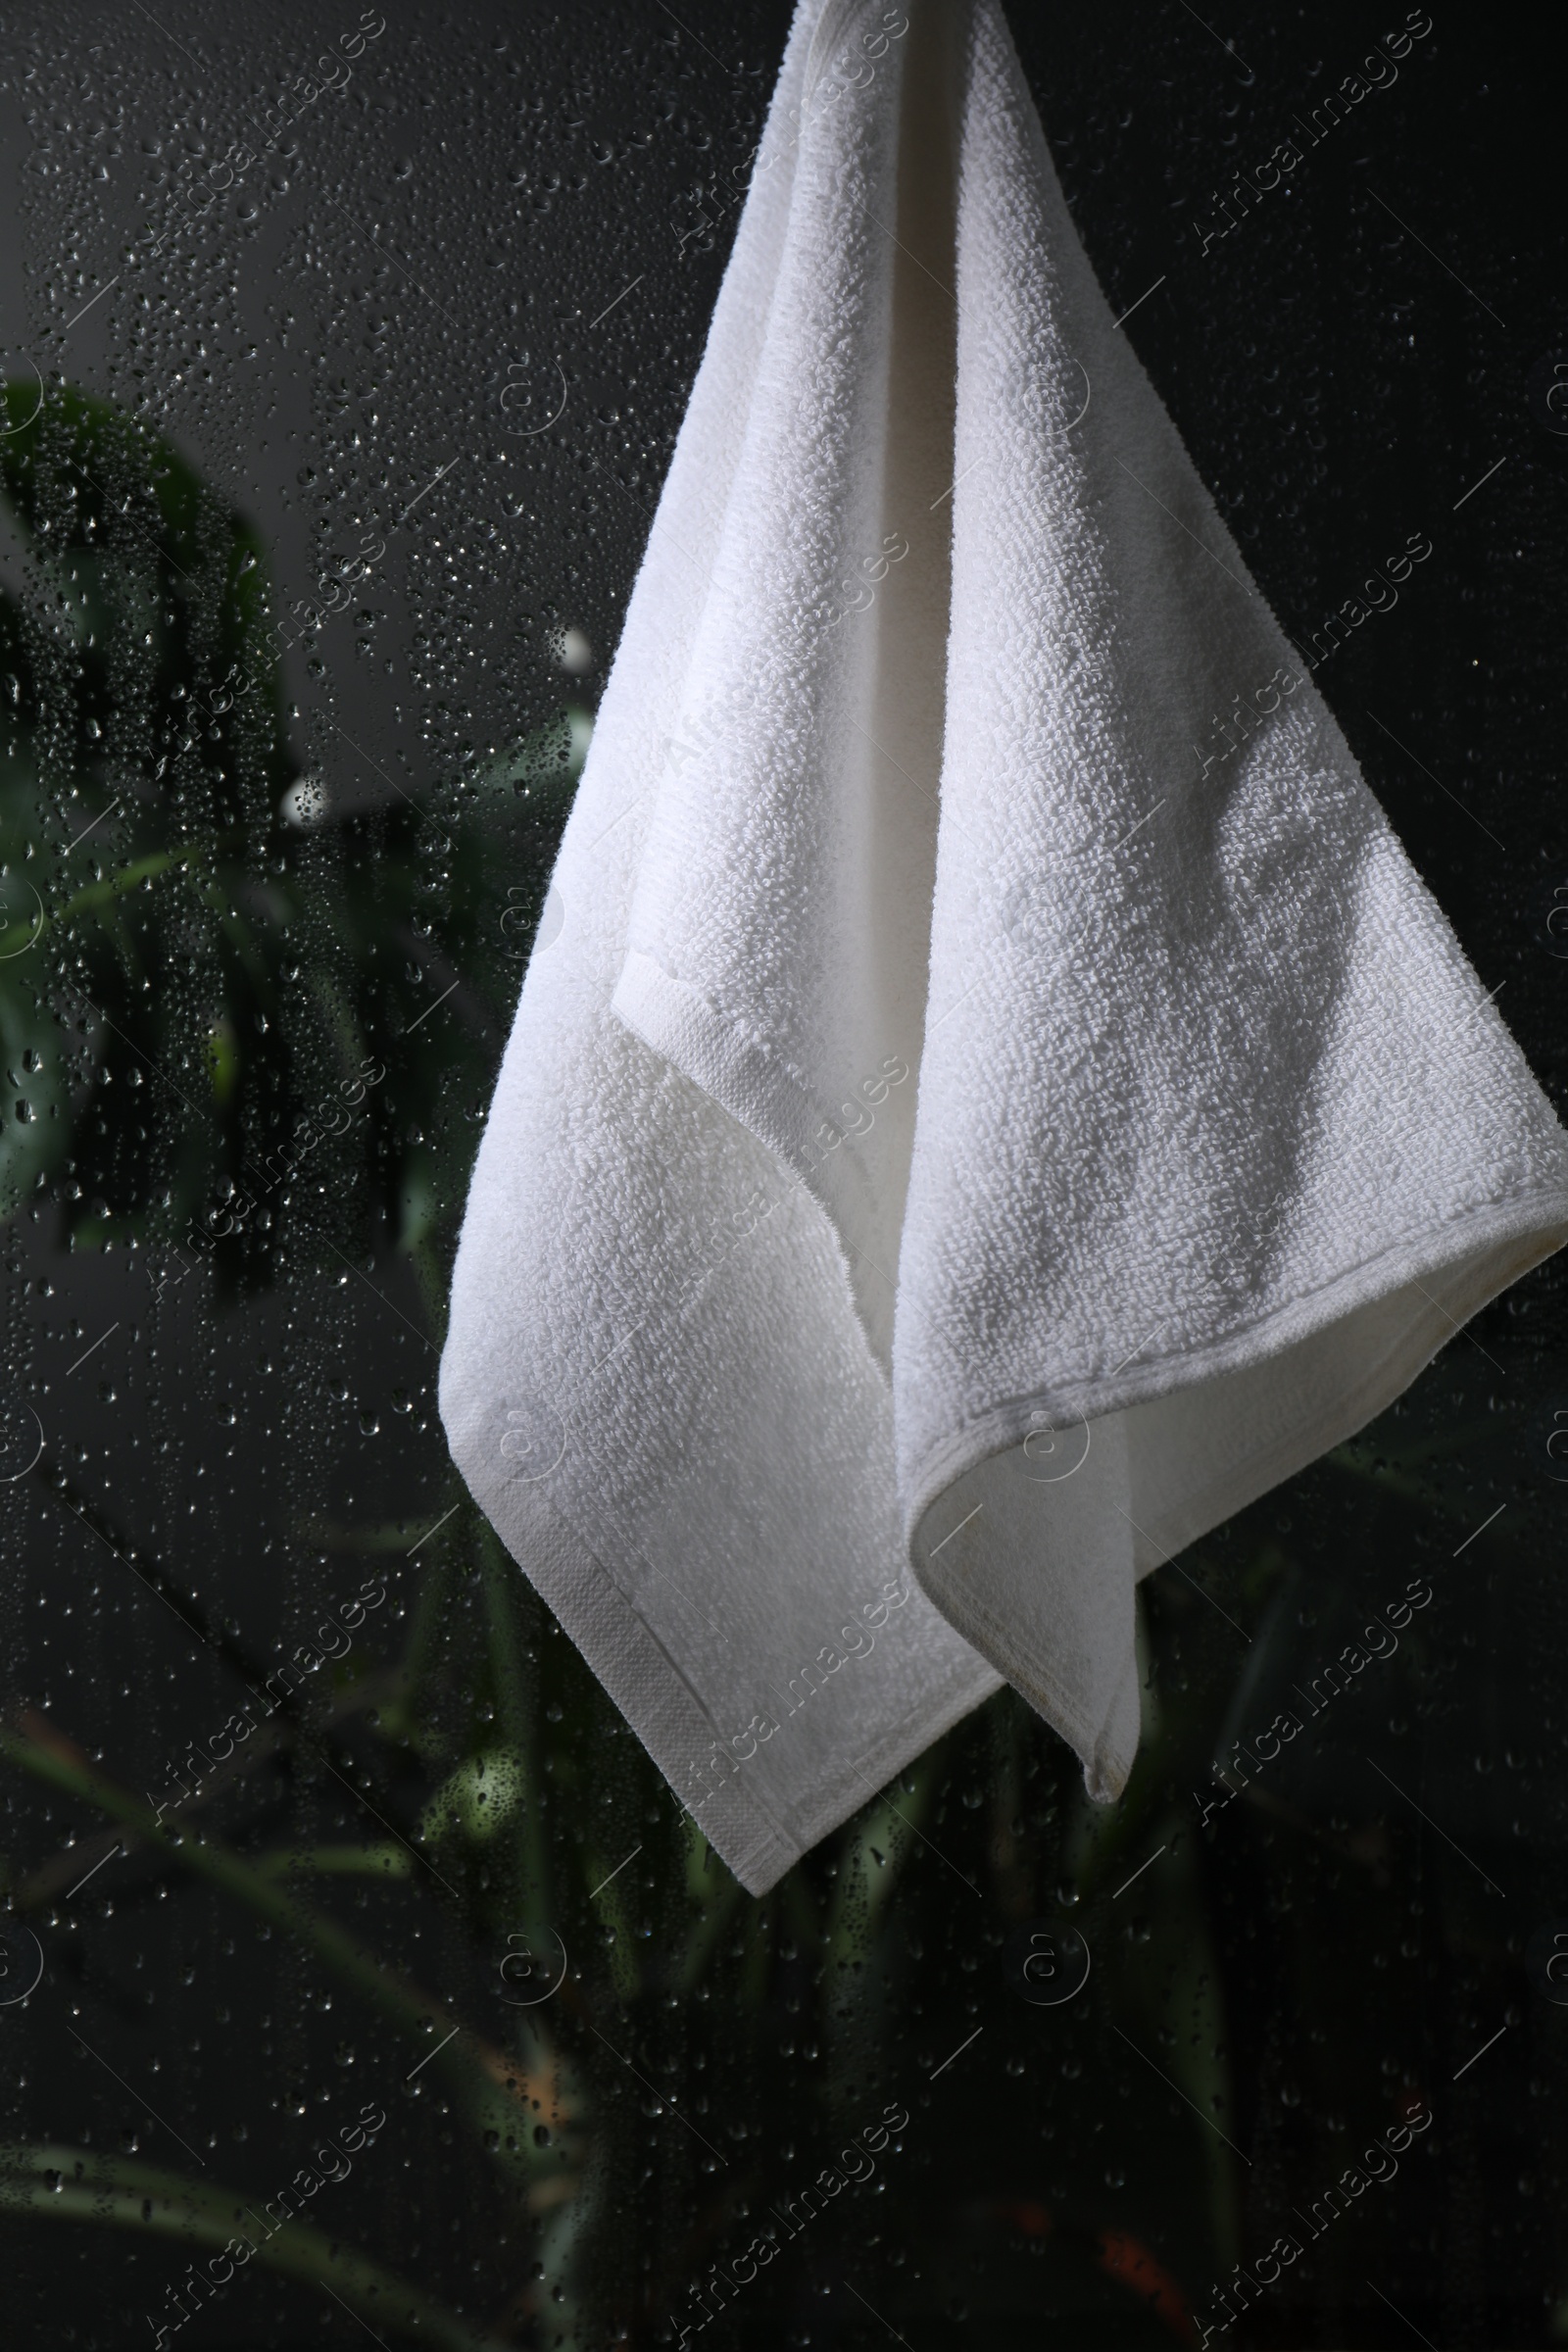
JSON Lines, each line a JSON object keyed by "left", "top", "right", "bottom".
{"left": 617, "top": 945, "right": 887, "bottom": 1195}
{"left": 1122, "top": 1218, "right": 1558, "bottom": 1573}
{"left": 541, "top": 1468, "right": 1002, "bottom": 1884}
{"left": 929, "top": 1175, "right": 1568, "bottom": 1482}
{"left": 463, "top": 1421, "right": 1001, "bottom": 1889}
{"left": 907, "top": 1191, "right": 1568, "bottom": 1550}
{"left": 765, "top": 1641, "right": 1004, "bottom": 1863}
{"left": 466, "top": 1457, "right": 802, "bottom": 1886}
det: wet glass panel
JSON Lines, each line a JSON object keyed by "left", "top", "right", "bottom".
{"left": 0, "top": 5, "right": 1560, "bottom": 2348}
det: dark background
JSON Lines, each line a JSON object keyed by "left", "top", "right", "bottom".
{"left": 0, "top": 3, "right": 1564, "bottom": 2347}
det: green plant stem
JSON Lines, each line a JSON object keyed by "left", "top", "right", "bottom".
{"left": 36, "top": 1454, "right": 277, "bottom": 1699}
{"left": 477, "top": 1521, "right": 549, "bottom": 1907}
{"left": 50, "top": 847, "right": 201, "bottom": 932}
{"left": 15, "top": 1669, "right": 403, "bottom": 1913}
{"left": 0, "top": 2143, "right": 510, "bottom": 2352}
{"left": 377, "top": 1518, "right": 462, "bottom": 1755}
{"left": 0, "top": 1722, "right": 544, "bottom": 2119}
{"left": 824, "top": 1757, "right": 938, "bottom": 1966}
{"left": 255, "top": 1842, "right": 413, "bottom": 1880}
{"left": 673, "top": 1891, "right": 743, "bottom": 2001}
{"left": 409, "top": 1231, "right": 452, "bottom": 1343}
{"left": 291, "top": 1514, "right": 442, "bottom": 1552}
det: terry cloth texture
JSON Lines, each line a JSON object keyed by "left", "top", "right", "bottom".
{"left": 440, "top": 0, "right": 1568, "bottom": 1891}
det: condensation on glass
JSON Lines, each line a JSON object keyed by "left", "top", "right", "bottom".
{"left": 0, "top": 5, "right": 1561, "bottom": 2348}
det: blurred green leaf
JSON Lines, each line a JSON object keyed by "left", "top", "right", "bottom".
{"left": 0, "top": 375, "right": 590, "bottom": 1292}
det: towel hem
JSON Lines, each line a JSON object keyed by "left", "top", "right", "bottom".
{"left": 1123, "top": 1222, "right": 1553, "bottom": 1574}
{"left": 906, "top": 1183, "right": 1568, "bottom": 1545}
{"left": 612, "top": 949, "right": 884, "bottom": 1226}
{"left": 612, "top": 946, "right": 898, "bottom": 1362}
{"left": 449, "top": 1420, "right": 1000, "bottom": 1895}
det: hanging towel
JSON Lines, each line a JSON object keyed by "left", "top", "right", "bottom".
{"left": 439, "top": 0, "right": 1568, "bottom": 1892}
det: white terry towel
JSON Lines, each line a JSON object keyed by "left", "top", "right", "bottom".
{"left": 440, "top": 0, "right": 1568, "bottom": 1892}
